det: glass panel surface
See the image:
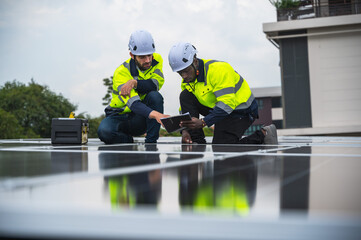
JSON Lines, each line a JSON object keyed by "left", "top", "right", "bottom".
{"left": 1, "top": 137, "right": 361, "bottom": 240}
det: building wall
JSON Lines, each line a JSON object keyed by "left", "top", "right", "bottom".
{"left": 308, "top": 24, "right": 361, "bottom": 128}
{"left": 255, "top": 98, "right": 273, "bottom": 126}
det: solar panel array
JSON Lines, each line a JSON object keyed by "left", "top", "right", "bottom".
{"left": 1, "top": 136, "right": 361, "bottom": 239}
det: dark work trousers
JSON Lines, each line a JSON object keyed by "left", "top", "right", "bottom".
{"left": 180, "top": 89, "right": 265, "bottom": 144}
{"left": 97, "top": 91, "right": 163, "bottom": 144}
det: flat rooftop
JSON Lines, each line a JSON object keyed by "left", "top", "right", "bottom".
{"left": 1, "top": 136, "right": 361, "bottom": 239}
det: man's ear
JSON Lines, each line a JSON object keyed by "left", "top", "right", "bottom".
{"left": 130, "top": 52, "right": 135, "bottom": 59}
{"left": 193, "top": 56, "right": 198, "bottom": 67}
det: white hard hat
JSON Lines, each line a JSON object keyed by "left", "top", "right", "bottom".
{"left": 168, "top": 42, "right": 198, "bottom": 72}
{"left": 128, "top": 30, "right": 155, "bottom": 55}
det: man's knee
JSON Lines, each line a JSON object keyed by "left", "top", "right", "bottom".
{"left": 180, "top": 89, "right": 201, "bottom": 108}
{"left": 97, "top": 121, "right": 111, "bottom": 142}
{"left": 144, "top": 91, "right": 164, "bottom": 112}
{"left": 146, "top": 91, "right": 163, "bottom": 103}
{"left": 180, "top": 89, "right": 192, "bottom": 103}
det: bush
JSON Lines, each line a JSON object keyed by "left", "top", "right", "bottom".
{"left": 0, "top": 108, "right": 39, "bottom": 139}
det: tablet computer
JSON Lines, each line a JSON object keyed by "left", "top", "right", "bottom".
{"left": 160, "top": 112, "right": 192, "bottom": 133}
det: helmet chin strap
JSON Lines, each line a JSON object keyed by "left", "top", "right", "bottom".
{"left": 191, "top": 63, "right": 199, "bottom": 76}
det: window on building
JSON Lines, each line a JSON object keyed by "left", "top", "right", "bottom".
{"left": 272, "top": 97, "right": 282, "bottom": 108}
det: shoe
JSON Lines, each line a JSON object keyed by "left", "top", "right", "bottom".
{"left": 262, "top": 124, "right": 278, "bottom": 145}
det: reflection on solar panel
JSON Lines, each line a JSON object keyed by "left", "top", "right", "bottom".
{"left": 1, "top": 136, "right": 361, "bottom": 239}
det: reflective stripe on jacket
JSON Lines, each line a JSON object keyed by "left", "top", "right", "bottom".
{"left": 108, "top": 53, "right": 164, "bottom": 114}
{"left": 181, "top": 59, "right": 254, "bottom": 114}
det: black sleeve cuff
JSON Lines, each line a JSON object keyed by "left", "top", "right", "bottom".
{"left": 136, "top": 79, "right": 157, "bottom": 94}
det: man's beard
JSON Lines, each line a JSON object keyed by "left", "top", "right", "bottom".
{"left": 135, "top": 59, "right": 151, "bottom": 71}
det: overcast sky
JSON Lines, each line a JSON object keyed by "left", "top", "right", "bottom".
{"left": 0, "top": 0, "right": 280, "bottom": 117}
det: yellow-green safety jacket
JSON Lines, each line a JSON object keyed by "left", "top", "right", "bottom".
{"left": 181, "top": 59, "right": 255, "bottom": 126}
{"left": 107, "top": 53, "right": 164, "bottom": 115}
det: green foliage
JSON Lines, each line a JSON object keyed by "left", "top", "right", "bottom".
{"left": 0, "top": 108, "right": 22, "bottom": 139}
{"left": 102, "top": 77, "right": 113, "bottom": 106}
{"left": 269, "top": 0, "right": 300, "bottom": 9}
{"left": 0, "top": 108, "right": 38, "bottom": 139}
{"left": 88, "top": 115, "right": 104, "bottom": 138}
{"left": 0, "top": 80, "right": 77, "bottom": 138}
{"left": 203, "top": 127, "right": 214, "bottom": 136}
{"left": 159, "top": 128, "right": 181, "bottom": 137}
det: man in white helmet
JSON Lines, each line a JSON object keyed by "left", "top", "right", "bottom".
{"left": 97, "top": 30, "right": 169, "bottom": 144}
{"left": 168, "top": 42, "right": 277, "bottom": 145}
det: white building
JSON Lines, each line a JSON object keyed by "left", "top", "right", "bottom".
{"left": 263, "top": 0, "right": 361, "bottom": 136}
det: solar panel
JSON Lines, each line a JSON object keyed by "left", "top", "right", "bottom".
{"left": 1, "top": 136, "right": 361, "bottom": 239}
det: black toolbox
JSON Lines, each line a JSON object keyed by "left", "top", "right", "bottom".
{"left": 51, "top": 118, "right": 89, "bottom": 144}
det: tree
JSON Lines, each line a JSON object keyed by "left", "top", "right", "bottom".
{"left": 269, "top": 0, "right": 300, "bottom": 9}
{"left": 102, "top": 77, "right": 113, "bottom": 106}
{"left": 0, "top": 80, "right": 77, "bottom": 138}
